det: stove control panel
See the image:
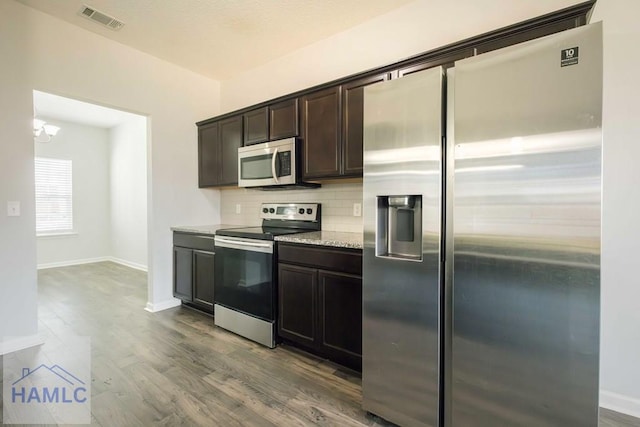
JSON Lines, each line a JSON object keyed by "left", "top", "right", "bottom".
{"left": 260, "top": 203, "right": 320, "bottom": 222}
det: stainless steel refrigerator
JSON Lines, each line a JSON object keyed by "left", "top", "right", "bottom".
{"left": 362, "top": 22, "right": 602, "bottom": 427}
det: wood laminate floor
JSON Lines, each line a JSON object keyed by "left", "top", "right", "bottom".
{"left": 0, "top": 261, "right": 637, "bottom": 426}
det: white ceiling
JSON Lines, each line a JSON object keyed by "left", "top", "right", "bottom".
{"left": 16, "top": 0, "right": 414, "bottom": 80}
{"left": 33, "top": 90, "right": 143, "bottom": 128}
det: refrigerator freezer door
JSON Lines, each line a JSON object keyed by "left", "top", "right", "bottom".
{"left": 362, "top": 67, "right": 443, "bottom": 426}
{"left": 451, "top": 23, "right": 602, "bottom": 426}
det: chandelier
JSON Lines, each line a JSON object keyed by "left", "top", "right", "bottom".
{"left": 33, "top": 119, "right": 60, "bottom": 143}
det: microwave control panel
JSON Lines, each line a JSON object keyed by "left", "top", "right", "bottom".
{"left": 277, "top": 151, "right": 291, "bottom": 177}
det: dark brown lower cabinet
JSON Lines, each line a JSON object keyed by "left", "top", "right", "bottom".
{"left": 277, "top": 243, "right": 362, "bottom": 371}
{"left": 192, "top": 250, "right": 215, "bottom": 312}
{"left": 318, "top": 270, "right": 362, "bottom": 362}
{"left": 173, "top": 232, "right": 215, "bottom": 314}
{"left": 173, "top": 246, "right": 193, "bottom": 301}
{"left": 278, "top": 264, "right": 317, "bottom": 346}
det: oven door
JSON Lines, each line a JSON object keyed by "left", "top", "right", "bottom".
{"left": 214, "top": 236, "right": 275, "bottom": 321}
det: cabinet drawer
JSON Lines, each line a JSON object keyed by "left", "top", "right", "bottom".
{"left": 173, "top": 232, "right": 216, "bottom": 252}
{"left": 278, "top": 243, "right": 362, "bottom": 276}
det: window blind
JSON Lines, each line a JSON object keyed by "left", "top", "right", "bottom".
{"left": 35, "top": 157, "right": 73, "bottom": 233}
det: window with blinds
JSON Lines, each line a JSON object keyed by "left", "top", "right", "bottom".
{"left": 35, "top": 157, "right": 73, "bottom": 234}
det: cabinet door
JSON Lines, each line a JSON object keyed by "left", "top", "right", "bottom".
{"left": 173, "top": 246, "right": 193, "bottom": 301}
{"left": 270, "top": 98, "right": 299, "bottom": 140}
{"left": 244, "top": 107, "right": 269, "bottom": 146}
{"left": 198, "top": 122, "right": 220, "bottom": 187}
{"left": 301, "top": 87, "right": 342, "bottom": 179}
{"left": 342, "top": 74, "right": 388, "bottom": 177}
{"left": 278, "top": 263, "right": 317, "bottom": 346}
{"left": 318, "top": 270, "right": 362, "bottom": 369}
{"left": 218, "top": 116, "right": 243, "bottom": 186}
{"left": 193, "top": 250, "right": 215, "bottom": 313}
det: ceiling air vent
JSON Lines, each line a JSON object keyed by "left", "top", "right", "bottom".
{"left": 78, "top": 5, "right": 124, "bottom": 31}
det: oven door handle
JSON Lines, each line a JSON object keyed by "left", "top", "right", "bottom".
{"left": 271, "top": 148, "right": 280, "bottom": 184}
{"left": 214, "top": 237, "right": 274, "bottom": 254}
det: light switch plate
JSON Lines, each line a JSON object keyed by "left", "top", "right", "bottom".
{"left": 7, "top": 201, "right": 20, "bottom": 217}
{"left": 353, "top": 203, "right": 362, "bottom": 217}
{"left": 235, "top": 204, "right": 242, "bottom": 214}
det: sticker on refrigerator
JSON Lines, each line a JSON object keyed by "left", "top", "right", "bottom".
{"left": 561, "top": 47, "right": 579, "bottom": 67}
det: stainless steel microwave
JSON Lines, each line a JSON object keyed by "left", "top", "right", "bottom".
{"left": 237, "top": 138, "right": 298, "bottom": 188}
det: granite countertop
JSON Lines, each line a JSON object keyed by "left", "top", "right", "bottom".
{"left": 170, "top": 224, "right": 242, "bottom": 236}
{"left": 274, "top": 231, "right": 363, "bottom": 250}
{"left": 172, "top": 225, "right": 363, "bottom": 249}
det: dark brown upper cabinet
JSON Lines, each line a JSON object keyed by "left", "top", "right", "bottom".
{"left": 197, "top": 4, "right": 591, "bottom": 185}
{"left": 342, "top": 73, "right": 389, "bottom": 177}
{"left": 243, "top": 107, "right": 269, "bottom": 146}
{"left": 218, "top": 116, "right": 243, "bottom": 186}
{"left": 301, "top": 86, "right": 342, "bottom": 180}
{"left": 198, "top": 116, "right": 243, "bottom": 187}
{"left": 198, "top": 121, "right": 220, "bottom": 187}
{"left": 300, "top": 75, "right": 386, "bottom": 180}
{"left": 243, "top": 100, "right": 299, "bottom": 146}
{"left": 270, "top": 98, "right": 299, "bottom": 140}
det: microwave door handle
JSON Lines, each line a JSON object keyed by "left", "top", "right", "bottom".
{"left": 271, "top": 148, "right": 279, "bottom": 184}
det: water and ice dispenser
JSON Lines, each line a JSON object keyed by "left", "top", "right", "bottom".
{"left": 376, "top": 195, "right": 422, "bottom": 261}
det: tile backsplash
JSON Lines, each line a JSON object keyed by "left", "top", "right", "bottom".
{"left": 220, "top": 182, "right": 363, "bottom": 233}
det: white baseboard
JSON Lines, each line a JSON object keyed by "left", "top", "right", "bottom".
{"left": 601, "top": 390, "right": 640, "bottom": 419}
{"left": 38, "top": 256, "right": 148, "bottom": 272}
{"left": 37, "top": 257, "right": 111, "bottom": 270}
{"left": 110, "top": 257, "right": 148, "bottom": 272}
{"left": 144, "top": 299, "right": 181, "bottom": 313}
{"left": 0, "top": 334, "right": 45, "bottom": 355}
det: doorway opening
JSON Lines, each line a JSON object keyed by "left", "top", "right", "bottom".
{"left": 33, "top": 90, "right": 149, "bottom": 277}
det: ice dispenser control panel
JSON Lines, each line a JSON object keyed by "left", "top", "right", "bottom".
{"left": 376, "top": 195, "right": 422, "bottom": 261}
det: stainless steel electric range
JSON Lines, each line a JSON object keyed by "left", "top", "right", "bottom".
{"left": 213, "top": 203, "right": 321, "bottom": 348}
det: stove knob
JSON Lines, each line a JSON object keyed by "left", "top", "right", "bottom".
{"left": 299, "top": 208, "right": 305, "bottom": 214}
{"left": 306, "top": 208, "right": 313, "bottom": 215}
{"left": 269, "top": 208, "right": 275, "bottom": 214}
{"left": 262, "top": 208, "right": 269, "bottom": 214}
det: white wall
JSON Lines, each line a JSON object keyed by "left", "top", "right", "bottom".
{"left": 0, "top": 0, "right": 222, "bottom": 339}
{"left": 220, "top": 183, "right": 362, "bottom": 232}
{"left": 592, "top": 0, "right": 640, "bottom": 417}
{"left": 0, "top": 2, "right": 38, "bottom": 353}
{"left": 220, "top": 0, "right": 581, "bottom": 111}
{"left": 110, "top": 116, "right": 148, "bottom": 270}
{"left": 35, "top": 118, "right": 111, "bottom": 267}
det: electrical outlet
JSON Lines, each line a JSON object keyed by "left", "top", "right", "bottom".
{"left": 235, "top": 204, "right": 241, "bottom": 214}
{"left": 353, "top": 203, "right": 362, "bottom": 217}
{"left": 7, "top": 201, "right": 20, "bottom": 217}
